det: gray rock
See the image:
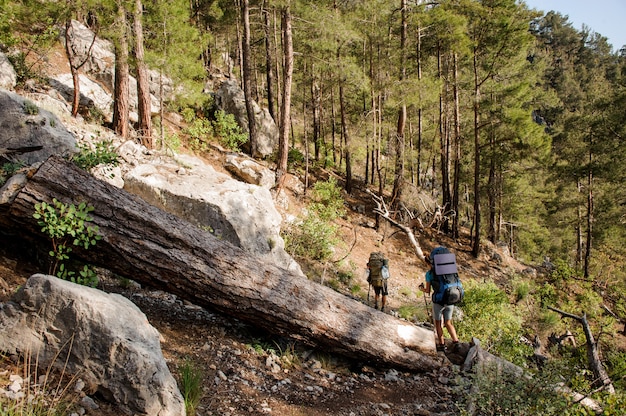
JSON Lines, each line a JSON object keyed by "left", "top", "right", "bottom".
{"left": 215, "top": 79, "right": 277, "bottom": 158}
{"left": 0, "top": 89, "right": 77, "bottom": 165}
{"left": 0, "top": 52, "right": 17, "bottom": 90}
{"left": 0, "top": 274, "right": 185, "bottom": 416}
{"left": 124, "top": 153, "right": 302, "bottom": 273}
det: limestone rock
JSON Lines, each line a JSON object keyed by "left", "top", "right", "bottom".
{"left": 0, "top": 89, "right": 77, "bottom": 165}
{"left": 0, "top": 274, "right": 185, "bottom": 416}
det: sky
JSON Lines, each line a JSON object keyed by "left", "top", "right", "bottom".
{"left": 523, "top": 0, "right": 626, "bottom": 51}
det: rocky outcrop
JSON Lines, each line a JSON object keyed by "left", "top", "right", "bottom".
{"left": 123, "top": 152, "right": 300, "bottom": 273}
{"left": 0, "top": 89, "right": 76, "bottom": 165}
{"left": 0, "top": 52, "right": 17, "bottom": 90}
{"left": 215, "top": 79, "right": 278, "bottom": 158}
{"left": 0, "top": 274, "right": 185, "bottom": 416}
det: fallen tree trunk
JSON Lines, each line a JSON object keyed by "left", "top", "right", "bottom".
{"left": 0, "top": 156, "right": 441, "bottom": 372}
{"left": 548, "top": 306, "right": 615, "bottom": 394}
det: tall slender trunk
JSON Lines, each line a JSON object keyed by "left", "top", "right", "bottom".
{"left": 262, "top": 2, "right": 276, "bottom": 121}
{"left": 113, "top": 2, "right": 130, "bottom": 139}
{"left": 134, "top": 0, "right": 152, "bottom": 149}
{"left": 339, "top": 82, "right": 352, "bottom": 194}
{"left": 275, "top": 5, "right": 293, "bottom": 191}
{"left": 472, "top": 52, "right": 481, "bottom": 258}
{"left": 584, "top": 144, "right": 593, "bottom": 278}
{"left": 241, "top": 0, "right": 258, "bottom": 157}
{"left": 390, "top": 0, "right": 407, "bottom": 213}
{"left": 452, "top": 52, "right": 461, "bottom": 239}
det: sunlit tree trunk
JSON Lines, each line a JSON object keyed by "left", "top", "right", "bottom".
{"left": 113, "top": 1, "right": 130, "bottom": 139}
{"left": 241, "top": 0, "right": 258, "bottom": 157}
{"left": 276, "top": 4, "right": 293, "bottom": 191}
{"left": 134, "top": 0, "right": 152, "bottom": 148}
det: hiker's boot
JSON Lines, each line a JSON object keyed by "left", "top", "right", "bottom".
{"left": 374, "top": 303, "right": 379, "bottom": 310}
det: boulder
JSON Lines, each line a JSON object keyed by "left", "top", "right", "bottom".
{"left": 0, "top": 274, "right": 185, "bottom": 416}
{"left": 215, "top": 79, "right": 277, "bottom": 158}
{"left": 123, "top": 153, "right": 301, "bottom": 273}
{"left": 49, "top": 73, "right": 114, "bottom": 121}
{"left": 224, "top": 153, "right": 276, "bottom": 189}
{"left": 0, "top": 89, "right": 76, "bottom": 165}
{"left": 0, "top": 52, "right": 17, "bottom": 90}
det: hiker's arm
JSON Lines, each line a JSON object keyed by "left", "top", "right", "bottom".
{"left": 419, "top": 282, "right": 431, "bottom": 293}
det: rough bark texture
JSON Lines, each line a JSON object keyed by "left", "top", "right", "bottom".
{"left": 0, "top": 156, "right": 441, "bottom": 372}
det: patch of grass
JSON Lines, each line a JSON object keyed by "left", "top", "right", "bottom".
{"left": 179, "top": 357, "right": 204, "bottom": 416}
{"left": 398, "top": 286, "right": 413, "bottom": 297}
{"left": 396, "top": 304, "right": 427, "bottom": 322}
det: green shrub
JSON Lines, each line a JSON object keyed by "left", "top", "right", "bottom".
{"left": 309, "top": 177, "right": 346, "bottom": 221}
{"left": 22, "top": 100, "right": 39, "bottom": 115}
{"left": 33, "top": 198, "right": 101, "bottom": 287}
{"left": 462, "top": 361, "right": 573, "bottom": 415}
{"left": 282, "top": 215, "right": 338, "bottom": 261}
{"left": 455, "top": 281, "right": 532, "bottom": 364}
{"left": 212, "top": 110, "right": 247, "bottom": 152}
{"left": 71, "top": 140, "right": 119, "bottom": 171}
{"left": 184, "top": 116, "right": 212, "bottom": 152}
{"left": 0, "top": 161, "right": 25, "bottom": 186}
{"left": 396, "top": 304, "right": 426, "bottom": 322}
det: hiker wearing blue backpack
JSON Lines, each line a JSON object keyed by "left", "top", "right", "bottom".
{"left": 419, "top": 246, "right": 463, "bottom": 352}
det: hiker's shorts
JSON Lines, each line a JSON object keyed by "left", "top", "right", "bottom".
{"left": 372, "top": 281, "right": 388, "bottom": 296}
{"left": 433, "top": 302, "right": 454, "bottom": 321}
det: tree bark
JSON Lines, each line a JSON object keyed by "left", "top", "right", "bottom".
{"left": 112, "top": 1, "right": 130, "bottom": 139}
{"left": 275, "top": 4, "right": 292, "bottom": 192}
{"left": 133, "top": 0, "right": 153, "bottom": 149}
{"left": 241, "top": 0, "right": 259, "bottom": 157}
{"left": 0, "top": 156, "right": 441, "bottom": 373}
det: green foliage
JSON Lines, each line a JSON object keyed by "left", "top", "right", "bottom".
{"left": 32, "top": 198, "right": 101, "bottom": 287}
{"left": 22, "top": 100, "right": 39, "bottom": 115}
{"left": 462, "top": 361, "right": 575, "bottom": 415}
{"left": 396, "top": 304, "right": 427, "bottom": 322}
{"left": 282, "top": 215, "right": 338, "bottom": 261}
{"left": 71, "top": 140, "right": 119, "bottom": 171}
{"left": 179, "top": 357, "right": 203, "bottom": 416}
{"left": 0, "top": 161, "right": 25, "bottom": 186}
{"left": 455, "top": 281, "right": 532, "bottom": 364}
{"left": 283, "top": 178, "right": 345, "bottom": 262}
{"left": 182, "top": 111, "right": 213, "bottom": 153}
{"left": 212, "top": 110, "right": 247, "bottom": 152}
{"left": 309, "top": 177, "right": 346, "bottom": 222}
{"left": 288, "top": 148, "right": 305, "bottom": 168}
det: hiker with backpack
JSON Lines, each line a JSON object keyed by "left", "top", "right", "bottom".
{"left": 366, "top": 251, "right": 390, "bottom": 311}
{"left": 419, "top": 246, "right": 463, "bottom": 352}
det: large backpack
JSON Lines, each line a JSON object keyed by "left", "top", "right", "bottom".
{"left": 430, "top": 247, "right": 464, "bottom": 305}
{"left": 367, "top": 252, "right": 389, "bottom": 287}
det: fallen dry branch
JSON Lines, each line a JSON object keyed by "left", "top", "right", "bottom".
{"left": 0, "top": 156, "right": 442, "bottom": 372}
{"left": 366, "top": 188, "right": 426, "bottom": 262}
{"left": 548, "top": 306, "right": 615, "bottom": 394}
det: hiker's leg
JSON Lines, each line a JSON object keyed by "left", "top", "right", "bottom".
{"left": 381, "top": 281, "right": 388, "bottom": 310}
{"left": 374, "top": 287, "right": 380, "bottom": 309}
{"left": 432, "top": 303, "right": 445, "bottom": 345}
{"left": 444, "top": 320, "right": 459, "bottom": 342}
{"left": 442, "top": 306, "right": 459, "bottom": 342}
{"left": 434, "top": 320, "right": 445, "bottom": 345}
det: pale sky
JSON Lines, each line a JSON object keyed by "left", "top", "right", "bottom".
{"left": 523, "top": 0, "right": 626, "bottom": 52}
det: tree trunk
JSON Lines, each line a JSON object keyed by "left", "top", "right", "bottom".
{"left": 241, "top": 0, "right": 258, "bottom": 157}
{"left": 112, "top": 1, "right": 130, "bottom": 139}
{"left": 262, "top": 2, "right": 276, "bottom": 121}
{"left": 275, "top": 4, "right": 292, "bottom": 192}
{"left": 548, "top": 306, "right": 615, "bottom": 394}
{"left": 0, "top": 156, "right": 441, "bottom": 372}
{"left": 471, "top": 54, "right": 481, "bottom": 258}
{"left": 133, "top": 0, "right": 153, "bottom": 149}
